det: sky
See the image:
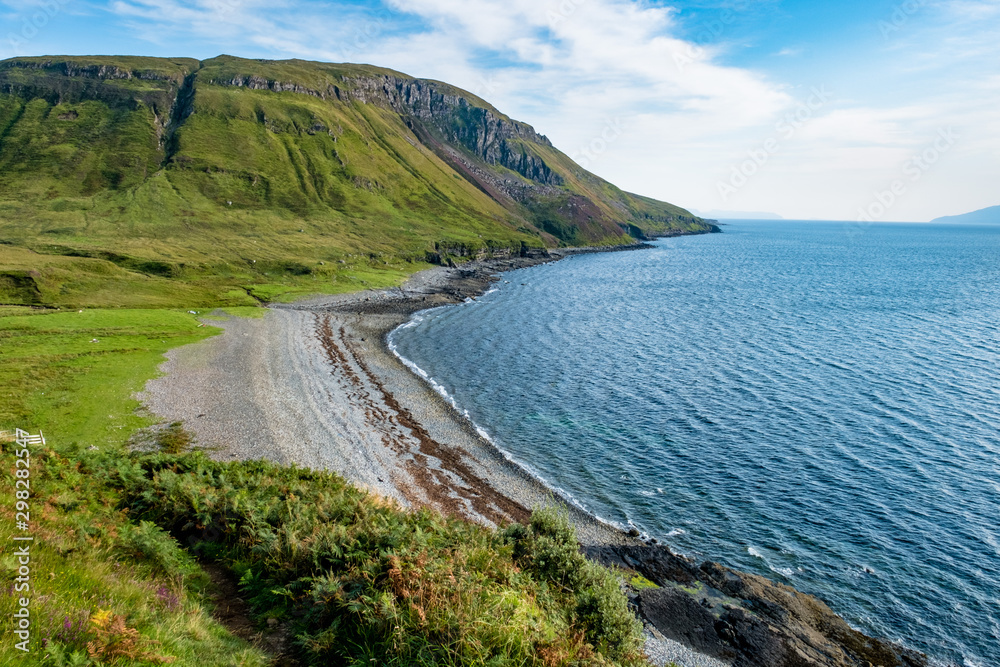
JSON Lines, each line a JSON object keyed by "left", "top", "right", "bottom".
{"left": 2, "top": 0, "right": 998, "bottom": 221}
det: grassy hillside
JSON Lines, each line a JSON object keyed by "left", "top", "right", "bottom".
{"left": 0, "top": 55, "right": 714, "bottom": 307}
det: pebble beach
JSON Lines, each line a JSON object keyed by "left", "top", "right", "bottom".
{"left": 141, "top": 256, "right": 634, "bottom": 545}
{"left": 140, "top": 255, "right": 733, "bottom": 666}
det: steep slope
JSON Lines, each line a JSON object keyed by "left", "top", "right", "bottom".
{"left": 0, "top": 55, "right": 715, "bottom": 306}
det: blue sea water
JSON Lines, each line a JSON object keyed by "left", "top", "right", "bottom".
{"left": 389, "top": 221, "right": 1000, "bottom": 666}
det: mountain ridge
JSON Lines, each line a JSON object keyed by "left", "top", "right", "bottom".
{"left": 0, "top": 54, "right": 716, "bottom": 307}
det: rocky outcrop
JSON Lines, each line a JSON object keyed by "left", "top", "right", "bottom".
{"left": 204, "top": 74, "right": 343, "bottom": 101}
{"left": 0, "top": 59, "right": 181, "bottom": 82}
{"left": 0, "top": 58, "right": 191, "bottom": 118}
{"left": 425, "top": 240, "right": 548, "bottom": 265}
{"left": 644, "top": 222, "right": 722, "bottom": 237}
{"left": 587, "top": 544, "right": 930, "bottom": 667}
{"left": 346, "top": 74, "right": 561, "bottom": 186}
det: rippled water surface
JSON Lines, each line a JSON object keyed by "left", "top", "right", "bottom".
{"left": 390, "top": 221, "right": 1000, "bottom": 666}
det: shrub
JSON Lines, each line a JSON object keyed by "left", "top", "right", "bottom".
{"left": 116, "top": 520, "right": 203, "bottom": 583}
{"left": 42, "top": 643, "right": 92, "bottom": 667}
{"left": 576, "top": 562, "right": 644, "bottom": 659}
{"left": 109, "top": 452, "right": 648, "bottom": 666}
{"left": 86, "top": 609, "right": 173, "bottom": 664}
{"left": 504, "top": 507, "right": 643, "bottom": 661}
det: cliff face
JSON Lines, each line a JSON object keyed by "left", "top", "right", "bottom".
{"left": 0, "top": 57, "right": 196, "bottom": 121}
{"left": 205, "top": 69, "right": 564, "bottom": 189}
{"left": 344, "top": 75, "right": 561, "bottom": 185}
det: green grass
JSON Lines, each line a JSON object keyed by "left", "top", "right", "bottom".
{"left": 0, "top": 307, "right": 273, "bottom": 666}
{"left": 629, "top": 575, "right": 659, "bottom": 591}
{"left": 213, "top": 306, "right": 267, "bottom": 319}
{"left": 0, "top": 443, "right": 273, "bottom": 667}
{"left": 0, "top": 308, "right": 217, "bottom": 444}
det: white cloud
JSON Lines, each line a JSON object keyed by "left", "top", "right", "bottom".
{"left": 773, "top": 47, "right": 802, "bottom": 57}
{"left": 943, "top": 0, "right": 1000, "bottom": 21}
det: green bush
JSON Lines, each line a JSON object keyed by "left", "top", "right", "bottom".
{"left": 105, "top": 452, "right": 648, "bottom": 666}
{"left": 575, "top": 563, "right": 643, "bottom": 659}
{"left": 504, "top": 507, "right": 643, "bottom": 661}
{"left": 116, "top": 519, "right": 203, "bottom": 583}
{"left": 42, "top": 644, "right": 92, "bottom": 667}
{"left": 155, "top": 421, "right": 194, "bottom": 454}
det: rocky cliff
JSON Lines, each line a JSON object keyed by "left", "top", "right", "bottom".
{"left": 0, "top": 55, "right": 713, "bottom": 245}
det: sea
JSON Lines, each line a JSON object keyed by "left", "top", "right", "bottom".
{"left": 388, "top": 220, "right": 1000, "bottom": 667}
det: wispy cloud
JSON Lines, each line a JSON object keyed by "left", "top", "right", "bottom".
{"left": 773, "top": 47, "right": 802, "bottom": 57}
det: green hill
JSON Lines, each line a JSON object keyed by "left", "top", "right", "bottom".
{"left": 0, "top": 55, "right": 715, "bottom": 307}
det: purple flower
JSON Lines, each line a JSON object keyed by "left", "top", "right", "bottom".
{"left": 156, "top": 586, "right": 180, "bottom": 611}
{"left": 64, "top": 617, "right": 72, "bottom": 630}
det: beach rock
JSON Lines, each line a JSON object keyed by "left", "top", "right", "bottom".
{"left": 587, "top": 544, "right": 929, "bottom": 667}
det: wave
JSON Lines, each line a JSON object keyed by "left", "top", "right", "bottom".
{"left": 381, "top": 223, "right": 1000, "bottom": 665}
{"left": 747, "top": 546, "right": 799, "bottom": 579}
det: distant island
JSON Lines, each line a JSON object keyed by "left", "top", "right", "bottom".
{"left": 931, "top": 205, "right": 1000, "bottom": 224}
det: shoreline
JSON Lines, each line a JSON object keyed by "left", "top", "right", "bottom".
{"left": 141, "top": 239, "right": 933, "bottom": 667}
{"left": 273, "top": 249, "right": 641, "bottom": 546}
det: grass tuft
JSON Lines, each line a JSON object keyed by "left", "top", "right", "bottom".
{"left": 155, "top": 422, "right": 194, "bottom": 454}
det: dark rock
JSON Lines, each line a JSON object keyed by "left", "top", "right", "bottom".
{"left": 586, "top": 544, "right": 929, "bottom": 667}
{"left": 640, "top": 586, "right": 736, "bottom": 661}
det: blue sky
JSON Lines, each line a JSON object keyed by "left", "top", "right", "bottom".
{"left": 2, "top": 0, "right": 998, "bottom": 221}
